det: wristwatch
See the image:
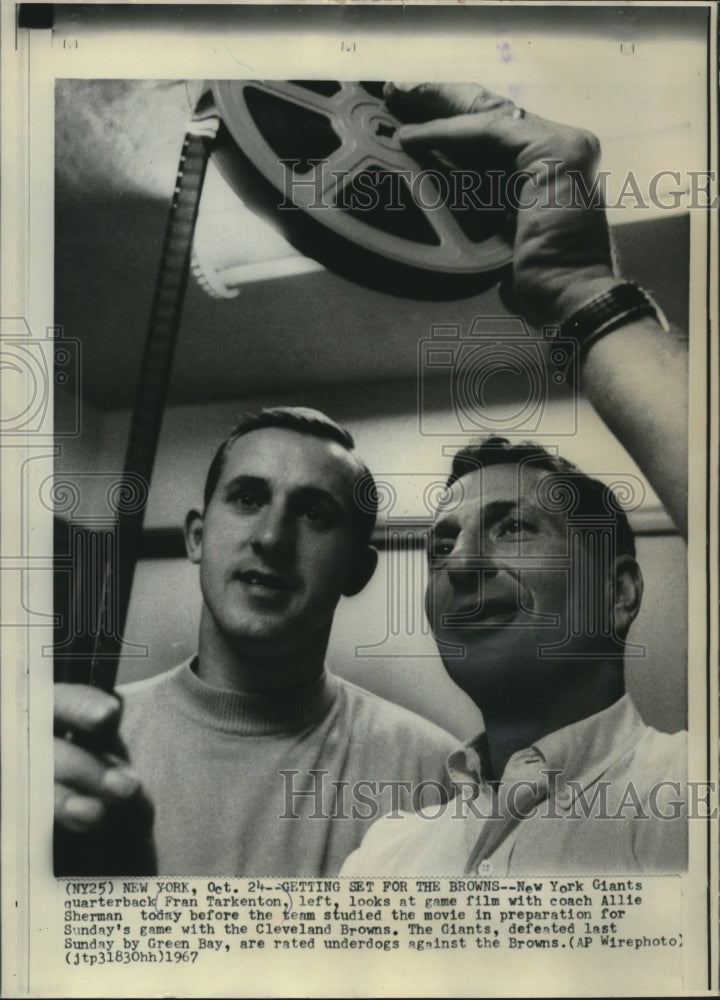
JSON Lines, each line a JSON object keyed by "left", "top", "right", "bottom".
{"left": 561, "top": 282, "right": 670, "bottom": 368}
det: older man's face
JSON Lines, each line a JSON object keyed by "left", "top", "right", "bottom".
{"left": 425, "top": 462, "right": 609, "bottom": 702}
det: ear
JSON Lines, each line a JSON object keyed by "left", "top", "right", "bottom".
{"left": 342, "top": 545, "right": 379, "bottom": 598}
{"left": 611, "top": 555, "right": 644, "bottom": 637}
{"left": 184, "top": 508, "right": 204, "bottom": 565}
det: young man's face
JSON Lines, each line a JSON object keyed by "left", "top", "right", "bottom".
{"left": 187, "top": 427, "right": 373, "bottom": 658}
{"left": 425, "top": 462, "right": 605, "bottom": 703}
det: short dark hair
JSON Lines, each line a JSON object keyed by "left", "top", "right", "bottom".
{"left": 446, "top": 436, "right": 636, "bottom": 559}
{"left": 203, "top": 406, "right": 378, "bottom": 546}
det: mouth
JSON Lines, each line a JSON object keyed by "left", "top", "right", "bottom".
{"left": 235, "top": 569, "right": 297, "bottom": 594}
{"left": 442, "top": 599, "right": 521, "bottom": 630}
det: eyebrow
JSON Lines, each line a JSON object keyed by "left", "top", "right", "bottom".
{"left": 222, "top": 475, "right": 270, "bottom": 500}
{"left": 432, "top": 499, "right": 519, "bottom": 537}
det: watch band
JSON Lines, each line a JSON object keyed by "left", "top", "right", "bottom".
{"left": 561, "top": 282, "right": 669, "bottom": 370}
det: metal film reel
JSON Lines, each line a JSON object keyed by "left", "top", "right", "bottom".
{"left": 205, "top": 80, "right": 514, "bottom": 299}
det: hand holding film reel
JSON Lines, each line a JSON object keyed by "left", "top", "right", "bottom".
{"left": 382, "top": 81, "right": 617, "bottom": 323}
{"left": 380, "top": 83, "right": 686, "bottom": 536}
{"left": 205, "top": 79, "right": 515, "bottom": 299}
{"left": 205, "top": 79, "right": 617, "bottom": 314}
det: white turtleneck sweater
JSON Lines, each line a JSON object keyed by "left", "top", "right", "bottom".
{"left": 118, "top": 659, "right": 457, "bottom": 876}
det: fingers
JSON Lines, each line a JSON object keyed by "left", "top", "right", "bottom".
{"left": 55, "top": 735, "right": 142, "bottom": 833}
{"left": 54, "top": 682, "right": 140, "bottom": 834}
{"left": 384, "top": 82, "right": 513, "bottom": 122}
{"left": 54, "top": 785, "right": 104, "bottom": 833}
{"left": 53, "top": 685, "right": 156, "bottom": 874}
{"left": 381, "top": 81, "right": 611, "bottom": 331}
{"left": 394, "top": 109, "right": 569, "bottom": 170}
{"left": 54, "top": 682, "right": 120, "bottom": 739}
{"left": 395, "top": 111, "right": 527, "bottom": 159}
{"left": 384, "top": 82, "right": 601, "bottom": 176}
{"left": 55, "top": 736, "right": 138, "bottom": 798}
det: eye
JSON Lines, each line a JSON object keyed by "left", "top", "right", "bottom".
{"left": 231, "top": 489, "right": 262, "bottom": 510}
{"left": 300, "top": 503, "right": 334, "bottom": 528}
{"left": 495, "top": 514, "right": 533, "bottom": 538}
{"left": 431, "top": 536, "right": 455, "bottom": 557}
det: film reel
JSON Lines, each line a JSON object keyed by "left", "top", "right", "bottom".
{"left": 204, "top": 80, "right": 515, "bottom": 299}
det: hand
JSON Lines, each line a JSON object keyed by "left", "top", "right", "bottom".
{"left": 384, "top": 82, "right": 618, "bottom": 326}
{"left": 384, "top": 83, "right": 688, "bottom": 539}
{"left": 54, "top": 683, "right": 156, "bottom": 876}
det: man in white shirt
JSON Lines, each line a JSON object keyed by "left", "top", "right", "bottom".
{"left": 341, "top": 81, "right": 688, "bottom": 875}
{"left": 342, "top": 439, "right": 687, "bottom": 875}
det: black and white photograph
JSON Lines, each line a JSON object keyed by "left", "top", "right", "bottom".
{"left": 1, "top": 2, "right": 717, "bottom": 997}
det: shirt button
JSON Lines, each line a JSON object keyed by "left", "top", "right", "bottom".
{"left": 478, "top": 860, "right": 493, "bottom": 874}
{"left": 555, "top": 787, "right": 573, "bottom": 809}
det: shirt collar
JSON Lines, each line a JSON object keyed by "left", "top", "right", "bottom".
{"left": 448, "top": 694, "right": 645, "bottom": 800}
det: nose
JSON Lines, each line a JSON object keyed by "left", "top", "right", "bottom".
{"left": 250, "top": 503, "right": 295, "bottom": 561}
{"left": 447, "top": 560, "right": 499, "bottom": 593}
{"left": 445, "top": 534, "right": 499, "bottom": 592}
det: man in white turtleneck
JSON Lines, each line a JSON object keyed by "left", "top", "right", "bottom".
{"left": 54, "top": 407, "right": 457, "bottom": 876}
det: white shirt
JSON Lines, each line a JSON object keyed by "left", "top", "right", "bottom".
{"left": 341, "top": 695, "right": 688, "bottom": 875}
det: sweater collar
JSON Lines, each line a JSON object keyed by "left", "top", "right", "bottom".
{"left": 170, "top": 657, "right": 339, "bottom": 736}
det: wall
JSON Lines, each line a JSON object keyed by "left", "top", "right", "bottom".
{"left": 71, "top": 379, "right": 671, "bottom": 528}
